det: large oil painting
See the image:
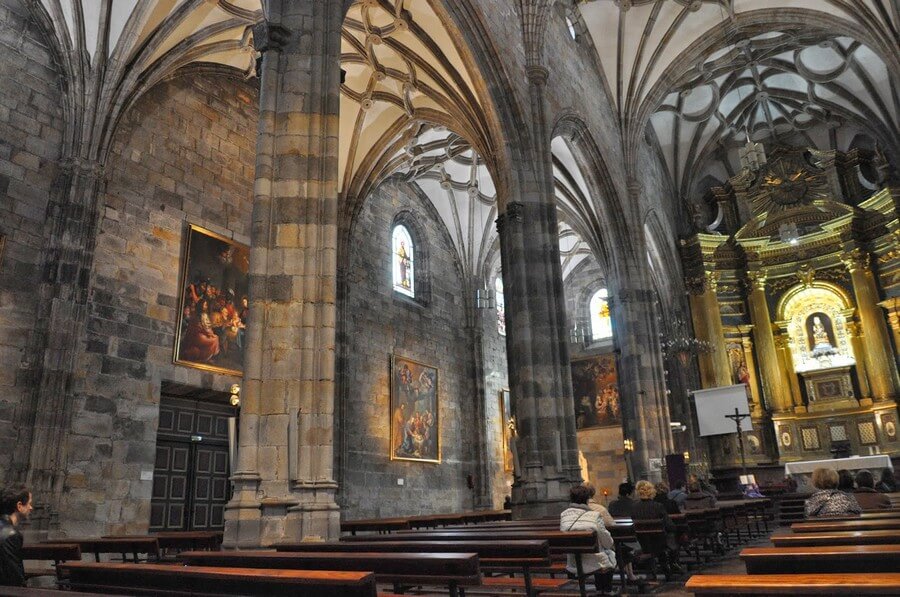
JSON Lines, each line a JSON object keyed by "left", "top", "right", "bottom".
{"left": 390, "top": 355, "right": 440, "bottom": 463}
{"left": 571, "top": 353, "right": 621, "bottom": 430}
{"left": 499, "top": 389, "right": 513, "bottom": 472}
{"left": 174, "top": 225, "right": 250, "bottom": 376}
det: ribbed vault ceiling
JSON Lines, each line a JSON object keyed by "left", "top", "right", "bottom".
{"left": 580, "top": 0, "right": 899, "bottom": 201}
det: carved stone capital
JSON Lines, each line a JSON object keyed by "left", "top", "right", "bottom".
{"left": 745, "top": 269, "right": 767, "bottom": 292}
{"left": 495, "top": 202, "right": 525, "bottom": 234}
{"left": 841, "top": 247, "right": 871, "bottom": 274}
{"left": 526, "top": 65, "right": 549, "bottom": 86}
{"left": 252, "top": 22, "right": 291, "bottom": 54}
{"left": 796, "top": 263, "right": 815, "bottom": 287}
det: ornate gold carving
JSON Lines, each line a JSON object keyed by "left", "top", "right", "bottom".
{"left": 842, "top": 248, "right": 872, "bottom": 273}
{"left": 746, "top": 269, "right": 767, "bottom": 292}
{"left": 685, "top": 271, "right": 718, "bottom": 295}
{"left": 797, "top": 264, "right": 815, "bottom": 287}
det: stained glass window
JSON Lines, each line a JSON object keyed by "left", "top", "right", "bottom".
{"left": 392, "top": 225, "right": 414, "bottom": 297}
{"left": 495, "top": 276, "right": 506, "bottom": 336}
{"left": 590, "top": 288, "right": 612, "bottom": 341}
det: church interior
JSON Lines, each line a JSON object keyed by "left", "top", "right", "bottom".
{"left": 0, "top": 0, "right": 898, "bottom": 594}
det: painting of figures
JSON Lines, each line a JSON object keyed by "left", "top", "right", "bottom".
{"left": 390, "top": 355, "right": 440, "bottom": 463}
{"left": 174, "top": 225, "right": 250, "bottom": 376}
{"left": 571, "top": 354, "right": 622, "bottom": 430}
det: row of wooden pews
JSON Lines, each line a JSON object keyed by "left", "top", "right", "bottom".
{"left": 687, "top": 500, "right": 900, "bottom": 595}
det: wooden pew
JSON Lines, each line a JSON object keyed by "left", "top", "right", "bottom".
{"left": 21, "top": 543, "right": 81, "bottom": 581}
{"left": 817, "top": 510, "right": 900, "bottom": 521}
{"left": 41, "top": 537, "right": 159, "bottom": 562}
{"left": 344, "top": 530, "right": 598, "bottom": 597}
{"left": 179, "top": 551, "right": 480, "bottom": 597}
{"left": 273, "top": 540, "right": 552, "bottom": 596}
{"left": 103, "top": 531, "right": 222, "bottom": 554}
{"left": 341, "top": 517, "right": 411, "bottom": 535}
{"left": 0, "top": 588, "right": 116, "bottom": 597}
{"left": 791, "top": 519, "right": 900, "bottom": 533}
{"left": 60, "top": 562, "right": 377, "bottom": 597}
{"left": 685, "top": 572, "right": 900, "bottom": 595}
{"left": 772, "top": 529, "right": 900, "bottom": 547}
{"left": 740, "top": 545, "right": 900, "bottom": 574}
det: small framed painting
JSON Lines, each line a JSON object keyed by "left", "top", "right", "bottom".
{"left": 390, "top": 355, "right": 440, "bottom": 463}
{"left": 571, "top": 353, "right": 622, "bottom": 430}
{"left": 174, "top": 224, "right": 250, "bottom": 376}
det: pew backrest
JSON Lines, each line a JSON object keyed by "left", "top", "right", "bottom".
{"left": 741, "top": 545, "right": 900, "bottom": 574}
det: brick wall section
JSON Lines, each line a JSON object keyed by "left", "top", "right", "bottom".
{"left": 340, "top": 179, "right": 480, "bottom": 519}
{"left": 59, "top": 74, "right": 257, "bottom": 536}
{"left": 0, "top": 0, "right": 64, "bottom": 479}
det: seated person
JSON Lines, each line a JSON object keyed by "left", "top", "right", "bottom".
{"left": 607, "top": 481, "right": 635, "bottom": 518}
{"left": 560, "top": 484, "right": 617, "bottom": 594}
{"left": 837, "top": 469, "right": 854, "bottom": 492}
{"left": 631, "top": 480, "right": 679, "bottom": 574}
{"left": 876, "top": 468, "right": 897, "bottom": 493}
{"left": 683, "top": 480, "right": 716, "bottom": 510}
{"left": 805, "top": 468, "right": 861, "bottom": 518}
{"left": 584, "top": 483, "right": 615, "bottom": 528}
{"left": 654, "top": 481, "right": 681, "bottom": 514}
{"left": 854, "top": 469, "right": 891, "bottom": 510}
{"left": 666, "top": 480, "right": 688, "bottom": 511}
{"left": 743, "top": 482, "right": 764, "bottom": 499}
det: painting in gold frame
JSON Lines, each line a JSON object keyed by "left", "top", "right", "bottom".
{"left": 173, "top": 224, "right": 249, "bottom": 376}
{"left": 390, "top": 354, "right": 440, "bottom": 463}
{"left": 499, "top": 388, "right": 513, "bottom": 472}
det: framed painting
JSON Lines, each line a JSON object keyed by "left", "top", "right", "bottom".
{"left": 390, "top": 355, "right": 440, "bottom": 463}
{"left": 174, "top": 224, "right": 250, "bottom": 376}
{"left": 499, "top": 389, "right": 513, "bottom": 472}
{"left": 571, "top": 353, "right": 622, "bottom": 430}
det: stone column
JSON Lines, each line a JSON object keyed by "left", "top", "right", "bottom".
{"left": 845, "top": 319, "right": 872, "bottom": 400}
{"left": 224, "top": 1, "right": 343, "bottom": 548}
{"left": 879, "top": 298, "right": 900, "bottom": 369}
{"left": 737, "top": 327, "right": 764, "bottom": 417}
{"left": 773, "top": 333, "right": 804, "bottom": 411}
{"left": 843, "top": 248, "right": 900, "bottom": 400}
{"left": 614, "top": 275, "right": 675, "bottom": 481}
{"left": 13, "top": 158, "right": 105, "bottom": 522}
{"left": 466, "top": 290, "right": 496, "bottom": 510}
{"left": 745, "top": 270, "right": 791, "bottom": 413}
{"left": 498, "top": 66, "right": 582, "bottom": 518}
{"left": 686, "top": 272, "right": 731, "bottom": 388}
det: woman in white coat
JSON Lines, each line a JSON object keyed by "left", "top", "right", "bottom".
{"left": 560, "top": 484, "right": 618, "bottom": 594}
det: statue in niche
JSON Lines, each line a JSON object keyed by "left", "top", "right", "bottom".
{"left": 806, "top": 312, "right": 838, "bottom": 357}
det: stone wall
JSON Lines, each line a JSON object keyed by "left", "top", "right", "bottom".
{"left": 339, "top": 178, "right": 483, "bottom": 519}
{"left": 59, "top": 73, "right": 258, "bottom": 536}
{"left": 0, "top": 0, "right": 64, "bottom": 479}
{"left": 482, "top": 275, "right": 511, "bottom": 506}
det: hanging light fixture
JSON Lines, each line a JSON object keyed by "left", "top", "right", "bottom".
{"left": 659, "top": 315, "right": 712, "bottom": 366}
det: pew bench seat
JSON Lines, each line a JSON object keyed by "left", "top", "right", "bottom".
{"left": 741, "top": 545, "right": 900, "bottom": 574}
{"left": 686, "top": 572, "right": 900, "bottom": 595}
{"left": 771, "top": 529, "right": 900, "bottom": 547}
{"left": 60, "top": 562, "right": 377, "bottom": 597}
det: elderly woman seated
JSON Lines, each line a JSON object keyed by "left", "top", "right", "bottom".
{"left": 560, "top": 484, "right": 617, "bottom": 594}
{"left": 804, "top": 467, "right": 862, "bottom": 518}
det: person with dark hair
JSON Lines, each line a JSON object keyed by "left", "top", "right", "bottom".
{"left": 666, "top": 480, "right": 688, "bottom": 511}
{"left": 0, "top": 485, "right": 32, "bottom": 586}
{"left": 683, "top": 480, "right": 716, "bottom": 511}
{"left": 607, "top": 481, "right": 635, "bottom": 517}
{"left": 583, "top": 483, "right": 615, "bottom": 527}
{"left": 655, "top": 481, "right": 681, "bottom": 514}
{"left": 560, "top": 485, "right": 617, "bottom": 594}
{"left": 876, "top": 468, "right": 897, "bottom": 493}
{"left": 837, "top": 469, "right": 854, "bottom": 492}
{"left": 854, "top": 470, "right": 891, "bottom": 510}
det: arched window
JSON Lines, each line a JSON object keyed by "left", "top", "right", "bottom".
{"left": 590, "top": 288, "right": 612, "bottom": 341}
{"left": 392, "top": 224, "right": 415, "bottom": 297}
{"left": 495, "top": 276, "right": 506, "bottom": 336}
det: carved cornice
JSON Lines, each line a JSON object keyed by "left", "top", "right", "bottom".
{"left": 842, "top": 247, "right": 872, "bottom": 274}
{"left": 745, "top": 269, "right": 768, "bottom": 292}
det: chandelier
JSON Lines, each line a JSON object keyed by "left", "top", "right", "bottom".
{"left": 660, "top": 316, "right": 712, "bottom": 365}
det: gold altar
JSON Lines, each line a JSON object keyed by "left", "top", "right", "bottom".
{"left": 681, "top": 146, "right": 900, "bottom": 470}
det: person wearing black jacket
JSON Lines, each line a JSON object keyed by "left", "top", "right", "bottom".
{"left": 0, "top": 485, "right": 32, "bottom": 587}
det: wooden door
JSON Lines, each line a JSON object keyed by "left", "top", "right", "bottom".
{"left": 151, "top": 396, "right": 234, "bottom": 531}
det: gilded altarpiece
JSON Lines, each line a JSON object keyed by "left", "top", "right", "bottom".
{"left": 681, "top": 146, "right": 900, "bottom": 475}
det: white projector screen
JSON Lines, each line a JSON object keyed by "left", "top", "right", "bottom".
{"left": 693, "top": 385, "right": 753, "bottom": 437}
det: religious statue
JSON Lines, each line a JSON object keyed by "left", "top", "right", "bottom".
{"left": 808, "top": 313, "right": 838, "bottom": 357}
